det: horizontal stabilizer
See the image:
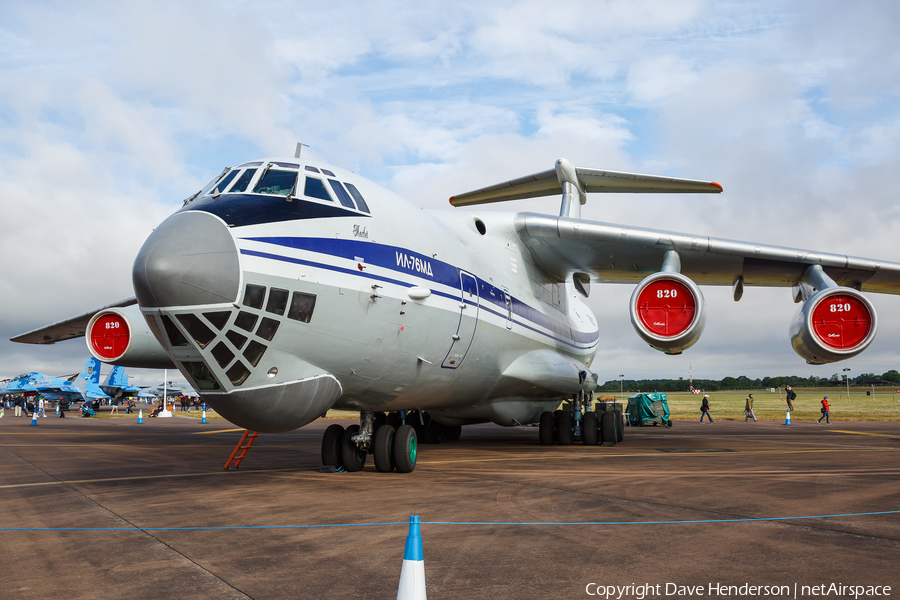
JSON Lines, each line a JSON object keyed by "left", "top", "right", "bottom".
{"left": 450, "top": 159, "right": 722, "bottom": 207}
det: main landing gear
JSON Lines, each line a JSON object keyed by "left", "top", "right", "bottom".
{"left": 321, "top": 411, "right": 419, "bottom": 473}
{"left": 538, "top": 392, "right": 625, "bottom": 446}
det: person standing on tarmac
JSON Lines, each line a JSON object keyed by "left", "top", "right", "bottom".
{"left": 700, "top": 394, "right": 714, "bottom": 423}
{"left": 744, "top": 394, "right": 758, "bottom": 422}
{"left": 785, "top": 385, "right": 796, "bottom": 412}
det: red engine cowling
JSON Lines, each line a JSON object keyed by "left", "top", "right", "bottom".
{"left": 790, "top": 287, "right": 877, "bottom": 364}
{"left": 86, "top": 305, "right": 174, "bottom": 368}
{"left": 629, "top": 272, "right": 706, "bottom": 355}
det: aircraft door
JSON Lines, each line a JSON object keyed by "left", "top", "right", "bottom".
{"left": 441, "top": 272, "right": 480, "bottom": 369}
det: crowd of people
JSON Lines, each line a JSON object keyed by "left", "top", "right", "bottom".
{"left": 1, "top": 393, "right": 202, "bottom": 418}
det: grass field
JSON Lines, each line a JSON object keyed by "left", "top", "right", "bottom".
{"left": 608, "top": 387, "right": 900, "bottom": 422}
{"left": 74, "top": 388, "right": 900, "bottom": 424}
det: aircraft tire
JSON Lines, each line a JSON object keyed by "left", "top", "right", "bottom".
{"left": 373, "top": 424, "right": 396, "bottom": 472}
{"left": 582, "top": 412, "right": 598, "bottom": 446}
{"left": 393, "top": 424, "right": 418, "bottom": 473}
{"left": 321, "top": 424, "right": 344, "bottom": 467}
{"left": 600, "top": 410, "right": 616, "bottom": 445}
{"left": 539, "top": 411, "right": 554, "bottom": 445}
{"left": 558, "top": 411, "right": 574, "bottom": 445}
{"left": 340, "top": 425, "right": 366, "bottom": 472}
{"left": 615, "top": 410, "right": 625, "bottom": 442}
{"left": 443, "top": 424, "right": 462, "bottom": 441}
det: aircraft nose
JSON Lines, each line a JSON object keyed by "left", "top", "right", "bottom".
{"left": 132, "top": 211, "right": 241, "bottom": 308}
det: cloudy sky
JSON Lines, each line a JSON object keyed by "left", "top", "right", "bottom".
{"left": 2, "top": 0, "right": 899, "bottom": 387}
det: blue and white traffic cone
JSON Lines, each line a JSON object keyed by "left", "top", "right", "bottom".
{"left": 55, "top": 404, "right": 59, "bottom": 415}
{"left": 784, "top": 409, "right": 791, "bottom": 425}
{"left": 201, "top": 406, "right": 207, "bottom": 424}
{"left": 137, "top": 408, "right": 143, "bottom": 424}
{"left": 397, "top": 515, "right": 426, "bottom": 600}
{"left": 30, "top": 411, "right": 38, "bottom": 426}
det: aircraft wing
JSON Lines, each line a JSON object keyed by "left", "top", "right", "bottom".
{"left": 514, "top": 212, "right": 900, "bottom": 294}
{"left": 10, "top": 297, "right": 137, "bottom": 344}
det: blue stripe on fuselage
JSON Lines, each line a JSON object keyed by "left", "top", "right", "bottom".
{"left": 240, "top": 236, "right": 599, "bottom": 349}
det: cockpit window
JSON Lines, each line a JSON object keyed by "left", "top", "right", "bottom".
{"left": 328, "top": 180, "right": 356, "bottom": 209}
{"left": 230, "top": 168, "right": 258, "bottom": 193}
{"left": 253, "top": 168, "right": 297, "bottom": 197}
{"left": 344, "top": 183, "right": 370, "bottom": 213}
{"left": 210, "top": 169, "right": 240, "bottom": 195}
{"left": 304, "top": 177, "right": 333, "bottom": 202}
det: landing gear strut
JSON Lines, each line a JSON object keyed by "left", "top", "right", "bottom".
{"left": 537, "top": 391, "right": 623, "bottom": 446}
{"left": 321, "top": 411, "right": 419, "bottom": 473}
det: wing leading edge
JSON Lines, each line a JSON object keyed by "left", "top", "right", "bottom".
{"left": 11, "top": 297, "right": 138, "bottom": 344}
{"left": 514, "top": 212, "right": 900, "bottom": 295}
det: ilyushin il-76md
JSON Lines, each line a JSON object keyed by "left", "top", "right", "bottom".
{"left": 13, "top": 154, "right": 900, "bottom": 473}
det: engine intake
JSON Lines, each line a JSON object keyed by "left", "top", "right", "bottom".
{"left": 790, "top": 287, "right": 877, "bottom": 364}
{"left": 86, "top": 305, "right": 174, "bottom": 368}
{"left": 630, "top": 272, "right": 706, "bottom": 355}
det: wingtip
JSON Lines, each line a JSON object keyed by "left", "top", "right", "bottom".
{"left": 710, "top": 181, "right": 723, "bottom": 192}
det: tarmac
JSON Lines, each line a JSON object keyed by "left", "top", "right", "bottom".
{"left": 1, "top": 413, "right": 898, "bottom": 599}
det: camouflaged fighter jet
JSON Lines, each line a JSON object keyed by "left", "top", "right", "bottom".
{"left": 1, "top": 357, "right": 108, "bottom": 404}
{"left": 12, "top": 156, "right": 900, "bottom": 473}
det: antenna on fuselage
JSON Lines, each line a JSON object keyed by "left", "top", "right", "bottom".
{"left": 294, "top": 142, "right": 309, "bottom": 158}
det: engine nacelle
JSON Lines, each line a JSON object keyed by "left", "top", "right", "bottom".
{"left": 630, "top": 272, "right": 706, "bottom": 355}
{"left": 86, "top": 304, "right": 175, "bottom": 368}
{"left": 790, "top": 287, "right": 877, "bottom": 364}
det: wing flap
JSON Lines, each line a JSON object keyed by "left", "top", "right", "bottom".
{"left": 11, "top": 297, "right": 138, "bottom": 345}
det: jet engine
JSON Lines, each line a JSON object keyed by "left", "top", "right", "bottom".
{"left": 789, "top": 287, "right": 877, "bottom": 364}
{"left": 85, "top": 304, "right": 174, "bottom": 368}
{"left": 630, "top": 271, "right": 706, "bottom": 355}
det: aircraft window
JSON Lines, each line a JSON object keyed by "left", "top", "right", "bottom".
{"left": 226, "top": 361, "right": 251, "bottom": 386}
{"left": 328, "top": 180, "right": 356, "bottom": 209}
{"left": 252, "top": 169, "right": 298, "bottom": 197}
{"left": 287, "top": 292, "right": 317, "bottom": 323}
{"left": 243, "top": 340, "right": 267, "bottom": 367}
{"left": 256, "top": 317, "right": 280, "bottom": 341}
{"left": 266, "top": 288, "right": 289, "bottom": 315}
{"left": 192, "top": 167, "right": 229, "bottom": 200}
{"left": 321, "top": 169, "right": 335, "bottom": 177}
{"left": 344, "top": 183, "right": 370, "bottom": 213}
{"left": 272, "top": 161, "right": 300, "bottom": 169}
{"left": 204, "top": 311, "right": 231, "bottom": 331}
{"left": 304, "top": 177, "right": 333, "bottom": 202}
{"left": 226, "top": 330, "right": 248, "bottom": 350}
{"left": 176, "top": 314, "right": 216, "bottom": 349}
{"left": 235, "top": 311, "right": 258, "bottom": 332}
{"left": 210, "top": 169, "right": 240, "bottom": 195}
{"left": 162, "top": 315, "right": 190, "bottom": 347}
{"left": 236, "top": 161, "right": 264, "bottom": 169}
{"left": 243, "top": 284, "right": 266, "bottom": 309}
{"left": 305, "top": 166, "right": 320, "bottom": 173}
{"left": 230, "top": 168, "right": 258, "bottom": 193}
{"left": 211, "top": 342, "right": 235, "bottom": 368}
{"left": 181, "top": 361, "right": 221, "bottom": 391}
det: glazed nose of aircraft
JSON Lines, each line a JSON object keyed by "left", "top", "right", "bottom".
{"left": 132, "top": 211, "right": 241, "bottom": 308}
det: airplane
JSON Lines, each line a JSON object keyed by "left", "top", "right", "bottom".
{"left": 0, "top": 357, "right": 108, "bottom": 404}
{"left": 11, "top": 155, "right": 900, "bottom": 473}
{"left": 100, "top": 366, "right": 157, "bottom": 401}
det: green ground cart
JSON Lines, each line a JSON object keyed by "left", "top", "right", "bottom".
{"left": 627, "top": 392, "right": 672, "bottom": 427}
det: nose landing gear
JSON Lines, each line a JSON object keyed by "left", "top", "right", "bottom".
{"left": 321, "top": 411, "right": 418, "bottom": 473}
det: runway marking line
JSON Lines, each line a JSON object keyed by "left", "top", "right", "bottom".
{"left": 0, "top": 468, "right": 301, "bottom": 490}
{"left": 828, "top": 430, "right": 898, "bottom": 438}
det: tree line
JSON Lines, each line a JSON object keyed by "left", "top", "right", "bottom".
{"left": 598, "top": 370, "right": 900, "bottom": 393}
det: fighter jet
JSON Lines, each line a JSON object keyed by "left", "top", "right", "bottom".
{"left": 1, "top": 357, "right": 107, "bottom": 403}
{"left": 12, "top": 156, "right": 900, "bottom": 473}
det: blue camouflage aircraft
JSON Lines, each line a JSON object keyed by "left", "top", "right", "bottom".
{"left": 100, "top": 366, "right": 156, "bottom": 400}
{"left": 0, "top": 358, "right": 108, "bottom": 403}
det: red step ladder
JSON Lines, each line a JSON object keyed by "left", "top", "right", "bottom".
{"left": 224, "top": 430, "right": 258, "bottom": 470}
